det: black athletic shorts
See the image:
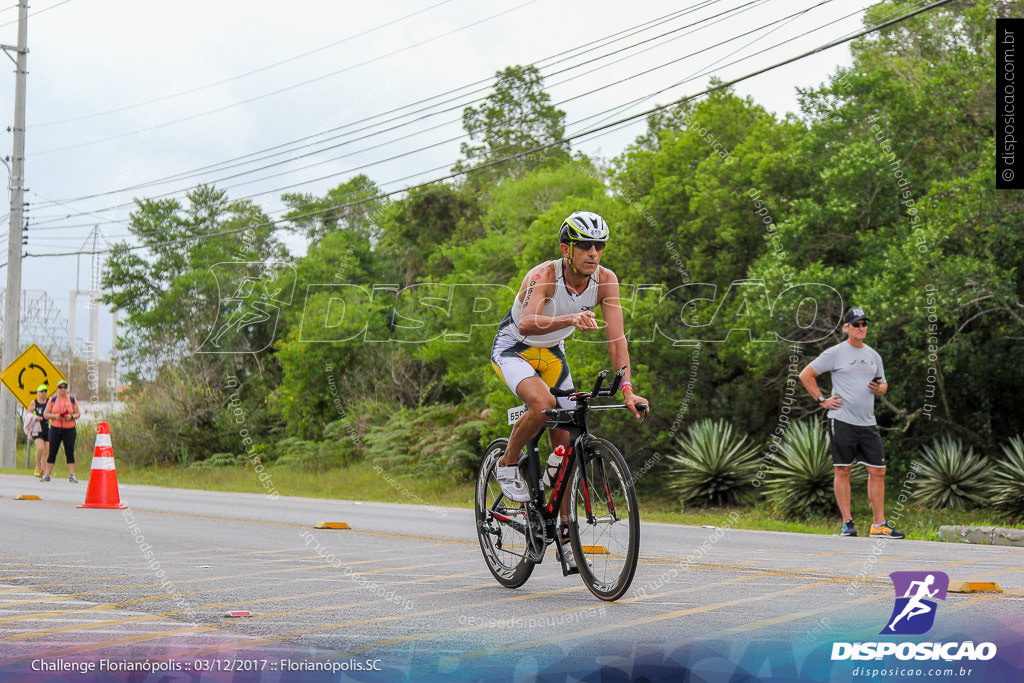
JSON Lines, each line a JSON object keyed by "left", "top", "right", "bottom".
{"left": 828, "top": 418, "right": 885, "bottom": 468}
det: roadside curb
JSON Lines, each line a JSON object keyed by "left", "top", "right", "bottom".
{"left": 936, "top": 525, "right": 1024, "bottom": 547}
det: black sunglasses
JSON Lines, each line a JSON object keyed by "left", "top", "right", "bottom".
{"left": 573, "top": 241, "right": 605, "bottom": 252}
{"left": 849, "top": 321, "right": 868, "bottom": 328}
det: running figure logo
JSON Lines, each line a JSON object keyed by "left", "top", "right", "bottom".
{"left": 198, "top": 262, "right": 296, "bottom": 354}
{"left": 880, "top": 571, "right": 949, "bottom": 635}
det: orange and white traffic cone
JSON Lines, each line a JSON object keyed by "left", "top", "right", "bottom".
{"left": 78, "top": 422, "right": 126, "bottom": 509}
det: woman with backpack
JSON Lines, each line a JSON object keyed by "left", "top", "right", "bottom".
{"left": 41, "top": 379, "right": 80, "bottom": 483}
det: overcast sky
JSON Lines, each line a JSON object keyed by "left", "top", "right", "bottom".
{"left": 0, "top": 0, "right": 881, "bottom": 356}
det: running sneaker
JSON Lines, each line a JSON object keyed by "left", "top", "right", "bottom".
{"left": 33, "top": 468, "right": 41, "bottom": 477}
{"left": 870, "top": 521, "right": 905, "bottom": 539}
{"left": 68, "top": 474, "right": 79, "bottom": 483}
{"left": 840, "top": 519, "right": 858, "bottom": 537}
{"left": 40, "top": 474, "right": 50, "bottom": 482}
{"left": 495, "top": 464, "right": 530, "bottom": 502}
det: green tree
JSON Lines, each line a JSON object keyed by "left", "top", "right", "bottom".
{"left": 456, "top": 65, "right": 569, "bottom": 186}
{"left": 747, "top": 0, "right": 1023, "bottom": 463}
{"left": 375, "top": 183, "right": 479, "bottom": 286}
{"left": 271, "top": 182, "right": 474, "bottom": 437}
{"left": 102, "top": 185, "right": 289, "bottom": 365}
{"left": 282, "top": 173, "right": 383, "bottom": 245}
{"left": 610, "top": 88, "right": 804, "bottom": 446}
{"left": 101, "top": 185, "right": 290, "bottom": 463}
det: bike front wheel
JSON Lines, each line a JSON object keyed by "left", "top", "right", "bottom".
{"left": 475, "top": 438, "right": 536, "bottom": 589}
{"left": 568, "top": 437, "right": 640, "bottom": 601}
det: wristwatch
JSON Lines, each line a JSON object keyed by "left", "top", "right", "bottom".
{"left": 816, "top": 395, "right": 825, "bottom": 403}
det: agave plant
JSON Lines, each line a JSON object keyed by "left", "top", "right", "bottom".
{"left": 668, "top": 419, "right": 759, "bottom": 507}
{"left": 990, "top": 436, "right": 1024, "bottom": 522}
{"left": 911, "top": 436, "right": 993, "bottom": 510}
{"left": 764, "top": 420, "right": 866, "bottom": 519}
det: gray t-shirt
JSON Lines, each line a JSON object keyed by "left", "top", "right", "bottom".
{"left": 809, "top": 341, "right": 886, "bottom": 426}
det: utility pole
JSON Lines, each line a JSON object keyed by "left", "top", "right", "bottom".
{"left": 0, "top": 0, "right": 28, "bottom": 469}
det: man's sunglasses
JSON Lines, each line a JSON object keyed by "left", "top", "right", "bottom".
{"left": 573, "top": 240, "right": 605, "bottom": 251}
{"left": 849, "top": 321, "right": 868, "bottom": 328}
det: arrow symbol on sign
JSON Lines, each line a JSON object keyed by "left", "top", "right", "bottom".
{"left": 17, "top": 364, "right": 48, "bottom": 391}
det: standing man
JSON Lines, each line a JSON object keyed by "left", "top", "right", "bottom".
{"left": 799, "top": 307, "right": 904, "bottom": 539}
{"left": 490, "top": 211, "right": 649, "bottom": 570}
{"left": 41, "top": 379, "right": 80, "bottom": 483}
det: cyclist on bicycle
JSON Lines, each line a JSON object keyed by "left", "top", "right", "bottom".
{"left": 490, "top": 210, "right": 649, "bottom": 568}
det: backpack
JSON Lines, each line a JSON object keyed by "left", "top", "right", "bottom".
{"left": 49, "top": 395, "right": 77, "bottom": 424}
{"left": 49, "top": 395, "right": 77, "bottom": 408}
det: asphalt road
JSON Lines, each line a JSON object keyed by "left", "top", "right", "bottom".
{"left": 1, "top": 473, "right": 1021, "bottom": 681}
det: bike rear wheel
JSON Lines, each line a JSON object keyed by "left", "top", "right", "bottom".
{"left": 475, "top": 438, "right": 536, "bottom": 589}
{"left": 568, "top": 437, "right": 640, "bottom": 601}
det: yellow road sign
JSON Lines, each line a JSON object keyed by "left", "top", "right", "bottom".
{"left": 0, "top": 344, "right": 66, "bottom": 409}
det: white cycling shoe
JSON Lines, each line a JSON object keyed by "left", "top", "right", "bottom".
{"left": 561, "top": 541, "right": 592, "bottom": 572}
{"left": 496, "top": 464, "right": 531, "bottom": 502}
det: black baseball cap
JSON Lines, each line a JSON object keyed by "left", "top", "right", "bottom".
{"left": 844, "top": 307, "right": 869, "bottom": 324}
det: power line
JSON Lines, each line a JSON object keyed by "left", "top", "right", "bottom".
{"left": 103, "top": 1, "right": 847, "bottom": 206}
{"left": 24, "top": 0, "right": 867, "bottom": 235}
{"left": 28, "top": 0, "right": 785, "bottom": 220}
{"left": 33, "top": 0, "right": 457, "bottom": 127}
{"left": 22, "top": 0, "right": 927, "bottom": 240}
{"left": 0, "top": 0, "right": 71, "bottom": 28}
{"left": 568, "top": 0, "right": 918, "bottom": 138}
{"left": 32, "top": 0, "right": 541, "bottom": 156}
{"left": 30, "top": 1, "right": 731, "bottom": 210}
{"left": 580, "top": 0, "right": 930, "bottom": 133}
{"left": 23, "top": 0, "right": 956, "bottom": 260}
{"left": 572, "top": 0, "right": 832, "bottom": 134}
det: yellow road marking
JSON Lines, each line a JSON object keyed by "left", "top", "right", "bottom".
{"left": 724, "top": 593, "right": 889, "bottom": 633}
{"left": 5, "top": 580, "right": 499, "bottom": 664}
{"left": 0, "top": 572, "right": 154, "bottom": 596}
{"left": 110, "top": 505, "right": 478, "bottom": 548}
{"left": 0, "top": 569, "right": 69, "bottom": 580}
{"left": 440, "top": 577, "right": 846, "bottom": 665}
{"left": 1, "top": 572, "right": 486, "bottom": 643}
{"left": 0, "top": 546, "right": 476, "bottom": 607}
{"left": 0, "top": 552, "right": 476, "bottom": 619}
{"left": 6, "top": 499, "right": 1019, "bottom": 662}
{"left": 349, "top": 565, "right": 873, "bottom": 660}
{"left": 1, "top": 551, "right": 89, "bottom": 561}
{"left": 0, "top": 593, "right": 184, "bottom": 624}
{"left": 160, "top": 547, "right": 229, "bottom": 555}
{"left": 166, "top": 583, "right": 585, "bottom": 660}
{"left": 352, "top": 557, "right": 970, "bottom": 664}
{"left": 947, "top": 587, "right": 1024, "bottom": 610}
{"left": 1, "top": 624, "right": 225, "bottom": 663}
{"left": 178, "top": 558, "right": 862, "bottom": 660}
